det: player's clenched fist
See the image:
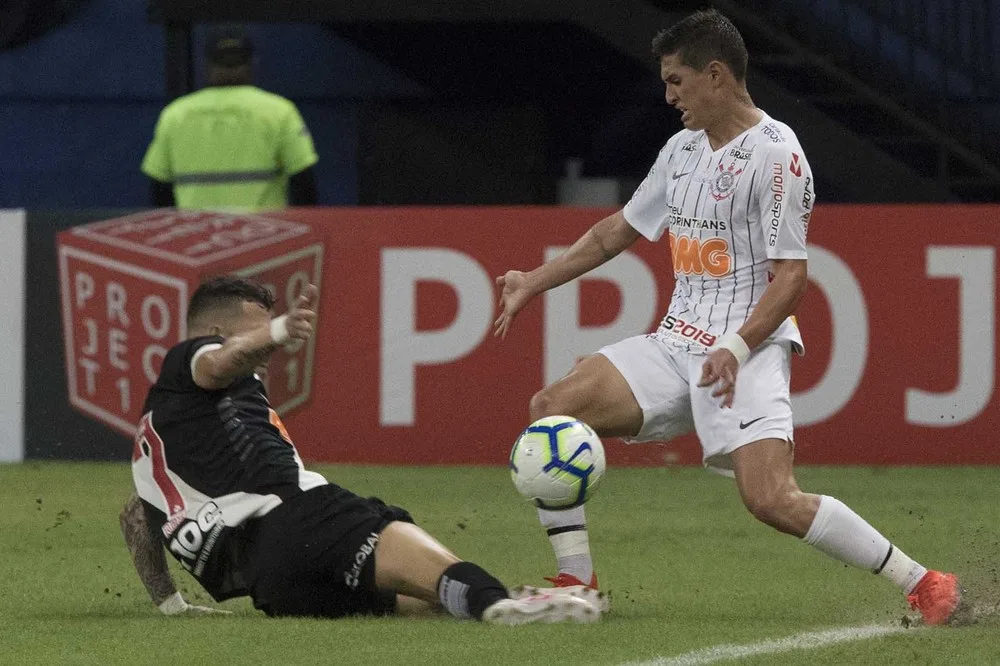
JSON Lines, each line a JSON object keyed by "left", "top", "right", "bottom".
{"left": 494, "top": 270, "right": 535, "bottom": 339}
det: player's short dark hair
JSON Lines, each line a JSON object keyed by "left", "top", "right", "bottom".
{"left": 187, "top": 275, "right": 275, "bottom": 328}
{"left": 651, "top": 9, "right": 748, "bottom": 81}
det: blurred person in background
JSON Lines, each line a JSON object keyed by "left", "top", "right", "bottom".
{"left": 141, "top": 28, "right": 319, "bottom": 212}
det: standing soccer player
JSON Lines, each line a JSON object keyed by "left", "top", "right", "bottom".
{"left": 495, "top": 9, "right": 960, "bottom": 624}
{"left": 121, "top": 276, "right": 602, "bottom": 624}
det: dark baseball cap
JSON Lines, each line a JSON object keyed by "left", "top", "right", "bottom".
{"left": 205, "top": 29, "right": 253, "bottom": 67}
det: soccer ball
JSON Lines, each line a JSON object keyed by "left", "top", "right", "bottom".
{"left": 509, "top": 415, "right": 606, "bottom": 510}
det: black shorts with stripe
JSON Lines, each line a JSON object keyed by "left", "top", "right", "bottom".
{"left": 245, "top": 483, "right": 414, "bottom": 619}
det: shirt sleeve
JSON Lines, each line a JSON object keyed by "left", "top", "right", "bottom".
{"left": 622, "top": 138, "right": 676, "bottom": 242}
{"left": 140, "top": 110, "right": 174, "bottom": 182}
{"left": 158, "top": 336, "right": 225, "bottom": 391}
{"left": 757, "top": 142, "right": 814, "bottom": 260}
{"left": 278, "top": 104, "right": 319, "bottom": 176}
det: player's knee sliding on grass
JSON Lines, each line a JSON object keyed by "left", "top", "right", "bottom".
{"left": 495, "top": 8, "right": 961, "bottom": 626}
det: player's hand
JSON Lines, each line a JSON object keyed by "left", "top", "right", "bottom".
{"left": 698, "top": 348, "right": 739, "bottom": 408}
{"left": 494, "top": 270, "right": 535, "bottom": 339}
{"left": 182, "top": 603, "right": 232, "bottom": 616}
{"left": 286, "top": 284, "right": 318, "bottom": 342}
{"left": 159, "top": 592, "right": 232, "bottom": 616}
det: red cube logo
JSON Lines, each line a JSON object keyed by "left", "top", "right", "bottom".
{"left": 57, "top": 210, "right": 323, "bottom": 436}
{"left": 59, "top": 246, "right": 188, "bottom": 432}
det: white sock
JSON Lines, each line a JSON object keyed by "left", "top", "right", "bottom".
{"left": 877, "top": 545, "right": 928, "bottom": 594}
{"left": 537, "top": 505, "right": 593, "bottom": 583}
{"left": 803, "top": 495, "right": 926, "bottom": 593}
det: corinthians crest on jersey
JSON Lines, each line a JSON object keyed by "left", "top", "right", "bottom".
{"left": 710, "top": 160, "right": 745, "bottom": 201}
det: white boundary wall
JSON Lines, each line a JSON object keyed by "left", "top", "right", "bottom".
{"left": 0, "top": 210, "right": 25, "bottom": 462}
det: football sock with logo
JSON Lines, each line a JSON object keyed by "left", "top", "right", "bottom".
{"left": 803, "top": 495, "right": 927, "bottom": 593}
{"left": 538, "top": 505, "right": 593, "bottom": 582}
{"left": 437, "top": 562, "right": 509, "bottom": 620}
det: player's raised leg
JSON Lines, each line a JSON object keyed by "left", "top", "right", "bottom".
{"left": 373, "top": 521, "right": 600, "bottom": 624}
{"left": 527, "top": 353, "right": 644, "bottom": 591}
{"left": 731, "top": 439, "right": 961, "bottom": 625}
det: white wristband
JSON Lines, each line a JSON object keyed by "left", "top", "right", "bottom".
{"left": 269, "top": 315, "right": 290, "bottom": 345}
{"left": 158, "top": 592, "right": 188, "bottom": 616}
{"left": 716, "top": 333, "right": 751, "bottom": 366}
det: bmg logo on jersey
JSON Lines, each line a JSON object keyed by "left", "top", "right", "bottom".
{"left": 668, "top": 232, "right": 732, "bottom": 278}
{"left": 57, "top": 210, "right": 324, "bottom": 436}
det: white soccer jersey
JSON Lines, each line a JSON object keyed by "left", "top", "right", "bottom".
{"left": 623, "top": 111, "right": 813, "bottom": 355}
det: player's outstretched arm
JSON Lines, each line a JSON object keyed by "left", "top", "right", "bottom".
{"left": 494, "top": 210, "right": 640, "bottom": 338}
{"left": 120, "top": 494, "right": 231, "bottom": 616}
{"left": 193, "top": 284, "right": 318, "bottom": 390}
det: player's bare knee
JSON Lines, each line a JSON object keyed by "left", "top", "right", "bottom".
{"left": 529, "top": 388, "right": 564, "bottom": 421}
{"left": 742, "top": 491, "right": 793, "bottom": 529}
{"left": 742, "top": 494, "right": 773, "bottom": 525}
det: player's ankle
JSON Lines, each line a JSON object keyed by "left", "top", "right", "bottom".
{"left": 875, "top": 545, "right": 927, "bottom": 594}
{"left": 554, "top": 554, "right": 593, "bottom": 583}
{"left": 539, "top": 507, "right": 593, "bottom": 580}
{"left": 544, "top": 527, "right": 593, "bottom": 582}
{"left": 437, "top": 561, "right": 508, "bottom": 621}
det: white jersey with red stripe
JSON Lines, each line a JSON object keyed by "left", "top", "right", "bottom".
{"left": 623, "top": 111, "right": 813, "bottom": 354}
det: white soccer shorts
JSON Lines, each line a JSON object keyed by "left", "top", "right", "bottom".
{"left": 598, "top": 335, "right": 794, "bottom": 476}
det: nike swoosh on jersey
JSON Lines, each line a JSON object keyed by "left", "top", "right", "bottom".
{"left": 739, "top": 416, "right": 766, "bottom": 429}
{"left": 671, "top": 171, "right": 692, "bottom": 180}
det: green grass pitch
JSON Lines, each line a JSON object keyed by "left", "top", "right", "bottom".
{"left": 2, "top": 462, "right": 998, "bottom": 665}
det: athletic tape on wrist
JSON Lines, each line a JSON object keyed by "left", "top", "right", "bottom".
{"left": 269, "top": 315, "right": 290, "bottom": 345}
{"left": 716, "top": 333, "right": 751, "bottom": 366}
{"left": 158, "top": 592, "right": 188, "bottom": 615}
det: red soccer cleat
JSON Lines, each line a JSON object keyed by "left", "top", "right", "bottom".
{"left": 544, "top": 572, "right": 599, "bottom": 589}
{"left": 907, "top": 570, "right": 962, "bottom": 625}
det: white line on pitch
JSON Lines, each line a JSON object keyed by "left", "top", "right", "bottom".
{"left": 622, "top": 623, "right": 915, "bottom": 666}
